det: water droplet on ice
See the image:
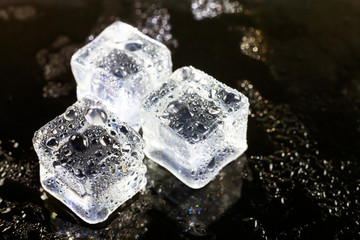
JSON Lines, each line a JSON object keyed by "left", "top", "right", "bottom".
{"left": 167, "top": 101, "right": 184, "bottom": 114}
{"left": 70, "top": 134, "right": 89, "bottom": 151}
{"left": 120, "top": 126, "right": 128, "bottom": 134}
{"left": 191, "top": 133, "right": 200, "bottom": 141}
{"left": 94, "top": 150, "right": 103, "bottom": 157}
{"left": 121, "top": 143, "right": 131, "bottom": 153}
{"left": 74, "top": 169, "right": 85, "bottom": 178}
{"left": 224, "top": 92, "right": 241, "bottom": 104}
{"left": 64, "top": 109, "right": 77, "bottom": 121}
{"left": 46, "top": 138, "right": 58, "bottom": 148}
{"left": 196, "top": 123, "right": 208, "bottom": 133}
{"left": 60, "top": 158, "right": 68, "bottom": 166}
{"left": 85, "top": 108, "right": 108, "bottom": 125}
{"left": 208, "top": 105, "right": 221, "bottom": 115}
{"left": 174, "top": 123, "right": 184, "bottom": 132}
{"left": 100, "top": 136, "right": 112, "bottom": 146}
{"left": 208, "top": 157, "right": 216, "bottom": 170}
{"left": 114, "top": 68, "right": 126, "bottom": 78}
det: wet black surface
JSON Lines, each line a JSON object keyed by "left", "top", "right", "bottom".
{"left": 0, "top": 0, "right": 359, "bottom": 239}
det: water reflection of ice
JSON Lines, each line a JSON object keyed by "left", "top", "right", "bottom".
{"left": 134, "top": 0, "right": 178, "bottom": 48}
{"left": 147, "top": 155, "right": 248, "bottom": 235}
{"left": 46, "top": 155, "right": 248, "bottom": 238}
{"left": 36, "top": 36, "right": 78, "bottom": 98}
{"left": 191, "top": 0, "right": 243, "bottom": 20}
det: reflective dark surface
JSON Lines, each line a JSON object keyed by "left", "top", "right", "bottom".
{"left": 0, "top": 0, "right": 359, "bottom": 239}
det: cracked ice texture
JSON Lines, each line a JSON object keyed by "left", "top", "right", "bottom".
{"left": 71, "top": 21, "right": 172, "bottom": 129}
{"left": 33, "top": 97, "right": 146, "bottom": 224}
{"left": 141, "top": 66, "right": 249, "bottom": 189}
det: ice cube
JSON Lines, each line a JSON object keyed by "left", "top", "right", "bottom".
{"left": 141, "top": 66, "right": 249, "bottom": 189}
{"left": 71, "top": 21, "right": 172, "bottom": 129}
{"left": 33, "top": 97, "right": 146, "bottom": 224}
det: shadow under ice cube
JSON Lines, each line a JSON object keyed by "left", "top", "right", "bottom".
{"left": 141, "top": 66, "right": 249, "bottom": 189}
{"left": 71, "top": 21, "right": 172, "bottom": 129}
{"left": 33, "top": 97, "right": 146, "bottom": 224}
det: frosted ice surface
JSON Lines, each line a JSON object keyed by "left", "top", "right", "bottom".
{"left": 141, "top": 66, "right": 249, "bottom": 189}
{"left": 33, "top": 97, "right": 146, "bottom": 224}
{"left": 71, "top": 21, "right": 172, "bottom": 129}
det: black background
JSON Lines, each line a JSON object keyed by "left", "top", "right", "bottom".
{"left": 0, "top": 0, "right": 359, "bottom": 239}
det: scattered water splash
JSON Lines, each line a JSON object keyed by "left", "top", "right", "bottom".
{"left": 146, "top": 155, "right": 248, "bottom": 234}
{"left": 0, "top": 199, "right": 54, "bottom": 239}
{"left": 36, "top": 36, "right": 78, "bottom": 81}
{"left": 0, "top": 145, "right": 53, "bottom": 239}
{"left": 45, "top": 190, "right": 150, "bottom": 239}
{"left": 1, "top": 77, "right": 358, "bottom": 238}
{"left": 41, "top": 82, "right": 74, "bottom": 98}
{"left": 191, "top": 0, "right": 243, "bottom": 20}
{"left": 36, "top": 36, "right": 78, "bottom": 98}
{"left": 84, "top": 0, "right": 178, "bottom": 48}
{"left": 10, "top": 140, "right": 19, "bottom": 149}
{"left": 0, "top": 140, "right": 12, "bottom": 162}
{"left": 0, "top": 5, "right": 36, "bottom": 21}
{"left": 134, "top": 0, "right": 178, "bottom": 48}
{"left": 237, "top": 80, "right": 360, "bottom": 238}
{"left": 231, "top": 26, "right": 267, "bottom": 61}
{"left": 42, "top": 155, "right": 248, "bottom": 238}
{"left": 0, "top": 153, "right": 39, "bottom": 190}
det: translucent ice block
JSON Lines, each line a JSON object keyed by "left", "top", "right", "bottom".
{"left": 141, "top": 66, "right": 249, "bottom": 189}
{"left": 71, "top": 21, "right": 172, "bottom": 129}
{"left": 33, "top": 97, "right": 146, "bottom": 224}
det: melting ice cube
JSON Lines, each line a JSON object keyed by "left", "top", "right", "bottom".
{"left": 71, "top": 21, "right": 172, "bottom": 129}
{"left": 141, "top": 66, "right": 249, "bottom": 189}
{"left": 33, "top": 97, "right": 146, "bottom": 224}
